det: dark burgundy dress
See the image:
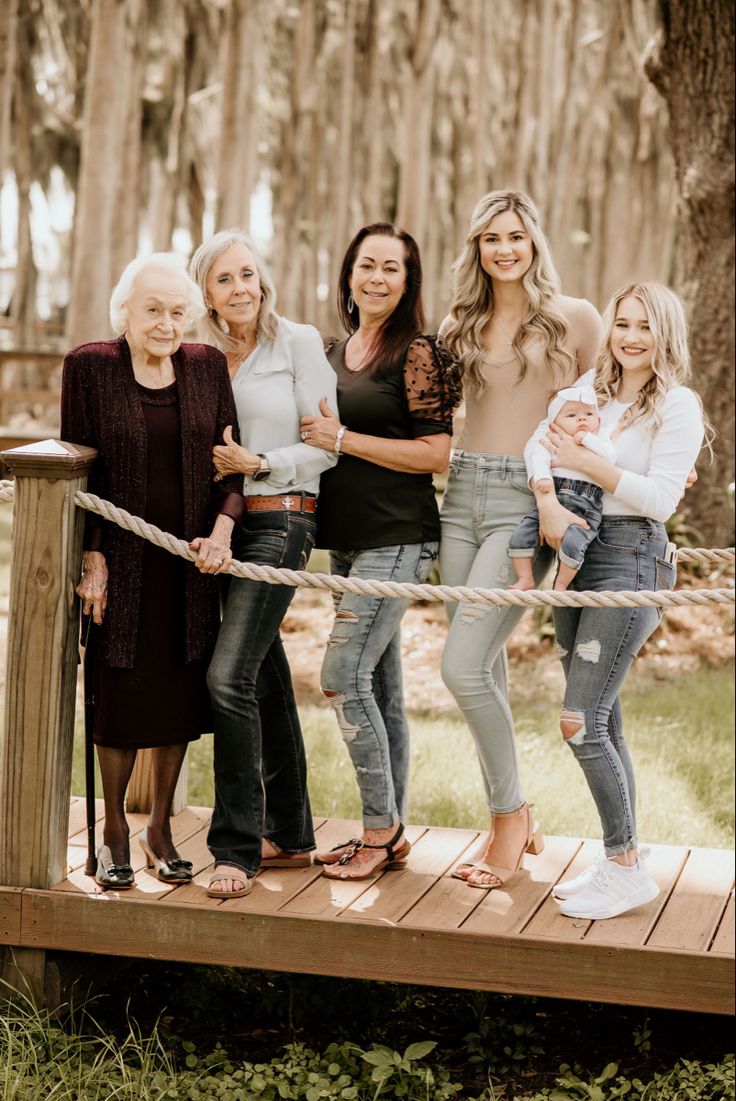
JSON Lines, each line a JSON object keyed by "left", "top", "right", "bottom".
{"left": 92, "top": 380, "right": 211, "bottom": 748}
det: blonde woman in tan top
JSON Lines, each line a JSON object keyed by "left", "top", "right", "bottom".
{"left": 439, "top": 189, "right": 603, "bottom": 892}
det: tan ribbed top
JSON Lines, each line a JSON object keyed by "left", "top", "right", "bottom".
{"left": 441, "top": 296, "right": 603, "bottom": 457}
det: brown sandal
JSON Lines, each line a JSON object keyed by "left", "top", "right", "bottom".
{"left": 260, "top": 839, "right": 313, "bottom": 869}
{"left": 206, "top": 865, "right": 253, "bottom": 899}
{"left": 314, "top": 837, "right": 363, "bottom": 866}
{"left": 321, "top": 825, "right": 411, "bottom": 881}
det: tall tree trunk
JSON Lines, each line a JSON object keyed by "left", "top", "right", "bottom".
{"left": 645, "top": 0, "right": 735, "bottom": 546}
{"left": 67, "top": 0, "right": 141, "bottom": 346}
{"left": 361, "top": 0, "right": 385, "bottom": 224}
{"left": 0, "top": 0, "right": 18, "bottom": 183}
{"left": 216, "top": 0, "right": 259, "bottom": 230}
{"left": 10, "top": 16, "right": 36, "bottom": 345}
{"left": 111, "top": 0, "right": 144, "bottom": 277}
{"left": 329, "top": 0, "right": 356, "bottom": 315}
{"left": 273, "top": 0, "right": 317, "bottom": 318}
{"left": 396, "top": 0, "right": 440, "bottom": 242}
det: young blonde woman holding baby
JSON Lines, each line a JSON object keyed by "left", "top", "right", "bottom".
{"left": 541, "top": 282, "right": 708, "bottom": 919}
{"left": 439, "top": 189, "right": 603, "bottom": 891}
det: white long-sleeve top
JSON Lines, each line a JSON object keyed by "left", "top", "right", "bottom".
{"left": 231, "top": 316, "right": 338, "bottom": 495}
{"left": 526, "top": 425, "right": 616, "bottom": 484}
{"left": 524, "top": 368, "right": 705, "bottom": 523}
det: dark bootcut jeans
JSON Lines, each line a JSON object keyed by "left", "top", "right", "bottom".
{"left": 206, "top": 506, "right": 317, "bottom": 876}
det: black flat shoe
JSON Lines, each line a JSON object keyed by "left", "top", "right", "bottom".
{"left": 95, "top": 844, "right": 135, "bottom": 890}
{"left": 139, "top": 829, "right": 193, "bottom": 883}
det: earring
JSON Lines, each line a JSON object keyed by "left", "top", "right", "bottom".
{"left": 347, "top": 294, "right": 355, "bottom": 313}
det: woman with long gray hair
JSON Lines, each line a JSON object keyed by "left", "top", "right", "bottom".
{"left": 189, "top": 229, "right": 337, "bottom": 899}
{"left": 439, "top": 190, "right": 603, "bottom": 892}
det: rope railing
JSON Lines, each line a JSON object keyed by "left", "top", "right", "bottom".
{"left": 0, "top": 479, "right": 733, "bottom": 607}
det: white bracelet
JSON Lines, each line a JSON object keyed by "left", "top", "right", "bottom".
{"left": 334, "top": 425, "right": 346, "bottom": 455}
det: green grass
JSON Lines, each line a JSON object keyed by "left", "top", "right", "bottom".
{"left": 71, "top": 663, "right": 734, "bottom": 850}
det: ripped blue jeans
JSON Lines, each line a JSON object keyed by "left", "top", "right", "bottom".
{"left": 320, "top": 541, "right": 438, "bottom": 829}
{"left": 553, "top": 517, "right": 676, "bottom": 856}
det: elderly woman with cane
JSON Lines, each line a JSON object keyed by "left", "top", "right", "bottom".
{"left": 62, "top": 253, "right": 243, "bottom": 890}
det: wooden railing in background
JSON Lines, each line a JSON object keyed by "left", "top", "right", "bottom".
{"left": 0, "top": 349, "right": 63, "bottom": 462}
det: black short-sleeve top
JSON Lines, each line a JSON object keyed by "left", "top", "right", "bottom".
{"left": 316, "top": 335, "right": 461, "bottom": 551}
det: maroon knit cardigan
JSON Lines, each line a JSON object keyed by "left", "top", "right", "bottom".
{"left": 61, "top": 337, "right": 243, "bottom": 669}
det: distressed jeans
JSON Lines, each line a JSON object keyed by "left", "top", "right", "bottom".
{"left": 553, "top": 516, "right": 676, "bottom": 856}
{"left": 320, "top": 541, "right": 438, "bottom": 829}
{"left": 440, "top": 451, "right": 553, "bottom": 812}
{"left": 207, "top": 508, "right": 317, "bottom": 876}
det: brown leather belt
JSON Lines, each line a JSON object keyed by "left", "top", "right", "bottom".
{"left": 244, "top": 493, "right": 317, "bottom": 513}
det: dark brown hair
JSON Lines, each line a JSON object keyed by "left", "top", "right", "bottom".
{"left": 337, "top": 223, "right": 425, "bottom": 376}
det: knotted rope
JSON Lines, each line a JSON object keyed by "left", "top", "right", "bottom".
{"left": 0, "top": 480, "right": 733, "bottom": 607}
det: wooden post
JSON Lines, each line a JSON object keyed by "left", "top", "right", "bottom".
{"left": 127, "top": 750, "right": 189, "bottom": 815}
{"left": 0, "top": 439, "right": 96, "bottom": 1001}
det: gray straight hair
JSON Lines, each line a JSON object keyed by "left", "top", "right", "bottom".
{"left": 109, "top": 253, "right": 204, "bottom": 336}
{"left": 189, "top": 229, "right": 279, "bottom": 352}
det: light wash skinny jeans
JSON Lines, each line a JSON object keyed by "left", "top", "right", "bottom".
{"left": 554, "top": 516, "right": 675, "bottom": 856}
{"left": 320, "top": 541, "right": 438, "bottom": 829}
{"left": 440, "top": 451, "right": 552, "bottom": 813}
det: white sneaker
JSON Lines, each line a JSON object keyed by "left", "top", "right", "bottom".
{"left": 558, "top": 858, "right": 659, "bottom": 920}
{"left": 553, "top": 846, "right": 651, "bottom": 900}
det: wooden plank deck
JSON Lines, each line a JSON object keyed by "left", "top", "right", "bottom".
{"left": 2, "top": 800, "right": 733, "bottom": 1015}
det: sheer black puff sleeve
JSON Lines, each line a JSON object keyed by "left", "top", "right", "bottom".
{"left": 403, "top": 335, "right": 463, "bottom": 437}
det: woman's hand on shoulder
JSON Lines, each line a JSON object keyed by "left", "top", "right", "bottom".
{"left": 213, "top": 425, "right": 260, "bottom": 479}
{"left": 76, "top": 551, "right": 108, "bottom": 625}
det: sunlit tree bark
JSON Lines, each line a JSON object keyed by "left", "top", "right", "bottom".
{"left": 67, "top": 0, "right": 142, "bottom": 345}
{"left": 645, "top": 0, "right": 735, "bottom": 545}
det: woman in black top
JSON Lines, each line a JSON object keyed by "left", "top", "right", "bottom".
{"left": 300, "top": 223, "right": 461, "bottom": 879}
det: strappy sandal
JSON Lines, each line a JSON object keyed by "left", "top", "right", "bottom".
{"left": 450, "top": 824, "right": 493, "bottom": 880}
{"left": 465, "top": 804, "right": 544, "bottom": 890}
{"left": 206, "top": 864, "right": 253, "bottom": 899}
{"left": 314, "top": 837, "right": 363, "bottom": 866}
{"left": 321, "top": 825, "right": 411, "bottom": 881}
{"left": 260, "top": 839, "right": 313, "bottom": 869}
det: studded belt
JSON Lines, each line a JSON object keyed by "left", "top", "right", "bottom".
{"left": 244, "top": 493, "right": 317, "bottom": 513}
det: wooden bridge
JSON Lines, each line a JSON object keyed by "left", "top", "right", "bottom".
{"left": 0, "top": 441, "right": 733, "bottom": 1015}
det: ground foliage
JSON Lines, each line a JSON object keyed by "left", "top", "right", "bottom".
{"left": 5, "top": 962, "right": 727, "bottom": 1100}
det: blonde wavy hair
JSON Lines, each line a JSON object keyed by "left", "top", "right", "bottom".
{"left": 189, "top": 229, "right": 278, "bottom": 352}
{"left": 594, "top": 281, "right": 713, "bottom": 454}
{"left": 442, "top": 190, "right": 575, "bottom": 393}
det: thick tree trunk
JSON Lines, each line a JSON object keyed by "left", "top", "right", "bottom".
{"left": 10, "top": 17, "right": 36, "bottom": 345}
{"left": 0, "top": 0, "right": 18, "bottom": 182}
{"left": 216, "top": 0, "right": 259, "bottom": 230}
{"left": 67, "top": 0, "right": 140, "bottom": 346}
{"left": 396, "top": 0, "right": 440, "bottom": 243}
{"left": 645, "top": 1, "right": 735, "bottom": 546}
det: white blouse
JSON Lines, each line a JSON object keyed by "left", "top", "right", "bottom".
{"left": 231, "top": 316, "right": 338, "bottom": 496}
{"left": 524, "top": 368, "right": 705, "bottom": 522}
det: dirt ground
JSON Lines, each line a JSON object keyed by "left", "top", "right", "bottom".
{"left": 0, "top": 571, "right": 732, "bottom": 704}
{"left": 280, "top": 575, "right": 735, "bottom": 712}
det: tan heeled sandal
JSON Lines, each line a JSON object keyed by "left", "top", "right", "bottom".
{"left": 450, "top": 818, "right": 494, "bottom": 881}
{"left": 465, "top": 804, "right": 544, "bottom": 890}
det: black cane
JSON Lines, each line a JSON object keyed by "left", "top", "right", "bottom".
{"left": 82, "top": 615, "right": 97, "bottom": 876}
